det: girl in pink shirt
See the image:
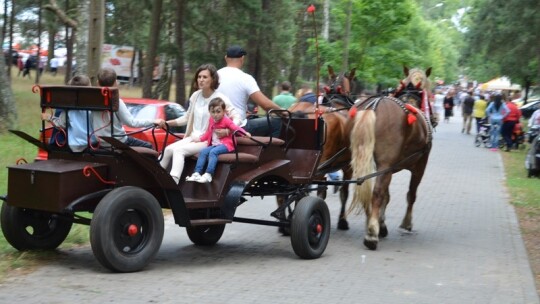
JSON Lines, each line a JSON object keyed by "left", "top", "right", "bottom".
{"left": 186, "top": 97, "right": 250, "bottom": 183}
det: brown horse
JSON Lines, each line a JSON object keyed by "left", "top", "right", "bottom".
{"left": 286, "top": 101, "right": 352, "bottom": 230}
{"left": 278, "top": 66, "right": 358, "bottom": 230}
{"left": 347, "top": 94, "right": 433, "bottom": 250}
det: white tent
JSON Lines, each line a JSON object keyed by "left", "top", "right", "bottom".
{"left": 480, "top": 77, "right": 521, "bottom": 91}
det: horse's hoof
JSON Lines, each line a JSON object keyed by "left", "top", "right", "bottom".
{"left": 337, "top": 219, "right": 349, "bottom": 230}
{"left": 379, "top": 225, "right": 388, "bottom": 238}
{"left": 364, "top": 239, "right": 378, "bottom": 250}
{"left": 278, "top": 226, "right": 290, "bottom": 236}
{"left": 399, "top": 224, "right": 412, "bottom": 231}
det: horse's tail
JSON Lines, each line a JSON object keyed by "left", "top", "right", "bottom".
{"left": 348, "top": 109, "right": 376, "bottom": 215}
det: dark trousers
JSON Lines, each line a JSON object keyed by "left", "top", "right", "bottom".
{"left": 501, "top": 121, "right": 517, "bottom": 149}
{"left": 245, "top": 117, "right": 282, "bottom": 137}
{"left": 125, "top": 136, "right": 153, "bottom": 149}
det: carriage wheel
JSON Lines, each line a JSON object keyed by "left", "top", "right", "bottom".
{"left": 0, "top": 203, "right": 73, "bottom": 250}
{"left": 186, "top": 224, "right": 225, "bottom": 246}
{"left": 290, "top": 196, "right": 330, "bottom": 259}
{"left": 90, "top": 186, "right": 164, "bottom": 273}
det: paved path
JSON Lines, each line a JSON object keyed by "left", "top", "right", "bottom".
{"left": 0, "top": 110, "right": 538, "bottom": 304}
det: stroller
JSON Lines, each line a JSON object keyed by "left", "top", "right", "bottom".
{"left": 475, "top": 118, "right": 491, "bottom": 148}
{"left": 525, "top": 125, "right": 540, "bottom": 178}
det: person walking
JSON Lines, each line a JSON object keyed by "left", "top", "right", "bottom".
{"left": 443, "top": 89, "right": 455, "bottom": 123}
{"left": 485, "top": 94, "right": 509, "bottom": 151}
{"left": 49, "top": 57, "right": 59, "bottom": 76}
{"left": 22, "top": 56, "right": 32, "bottom": 78}
{"left": 472, "top": 94, "right": 488, "bottom": 133}
{"left": 461, "top": 92, "right": 475, "bottom": 134}
{"left": 16, "top": 56, "right": 24, "bottom": 77}
{"left": 501, "top": 97, "right": 521, "bottom": 151}
{"left": 273, "top": 81, "right": 297, "bottom": 109}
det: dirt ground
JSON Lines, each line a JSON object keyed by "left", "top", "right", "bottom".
{"left": 515, "top": 206, "right": 540, "bottom": 295}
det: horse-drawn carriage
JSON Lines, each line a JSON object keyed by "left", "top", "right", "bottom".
{"left": 2, "top": 64, "right": 435, "bottom": 272}
{"left": 0, "top": 85, "right": 333, "bottom": 272}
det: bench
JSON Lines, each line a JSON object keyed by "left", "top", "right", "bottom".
{"left": 193, "top": 136, "right": 285, "bottom": 164}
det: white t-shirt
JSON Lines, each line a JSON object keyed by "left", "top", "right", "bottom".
{"left": 216, "top": 66, "right": 260, "bottom": 126}
{"left": 92, "top": 98, "right": 154, "bottom": 144}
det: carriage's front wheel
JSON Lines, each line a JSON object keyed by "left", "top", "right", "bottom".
{"left": 290, "top": 196, "right": 330, "bottom": 259}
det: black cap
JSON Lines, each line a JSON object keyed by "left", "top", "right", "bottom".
{"left": 226, "top": 45, "right": 247, "bottom": 58}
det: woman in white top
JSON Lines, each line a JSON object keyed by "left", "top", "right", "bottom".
{"left": 160, "top": 64, "right": 241, "bottom": 184}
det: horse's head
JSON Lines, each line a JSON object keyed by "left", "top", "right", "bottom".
{"left": 394, "top": 66, "right": 432, "bottom": 108}
{"left": 323, "top": 65, "right": 358, "bottom": 107}
{"left": 402, "top": 66, "right": 432, "bottom": 91}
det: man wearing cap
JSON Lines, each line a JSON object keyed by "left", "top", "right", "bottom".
{"left": 216, "top": 45, "right": 283, "bottom": 137}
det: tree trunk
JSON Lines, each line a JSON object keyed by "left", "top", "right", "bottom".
{"left": 47, "top": 26, "right": 56, "bottom": 73}
{"left": 341, "top": 0, "right": 352, "bottom": 72}
{"left": 288, "top": 7, "right": 307, "bottom": 91}
{"left": 0, "top": 53, "right": 17, "bottom": 133}
{"left": 322, "top": 0, "right": 330, "bottom": 41}
{"left": 174, "top": 0, "right": 187, "bottom": 106}
{"left": 73, "top": 0, "right": 89, "bottom": 76}
{"left": 64, "top": 27, "right": 74, "bottom": 84}
{"left": 87, "top": 0, "right": 104, "bottom": 84}
{"left": 143, "top": 0, "right": 163, "bottom": 98}
{"left": 36, "top": 0, "right": 43, "bottom": 84}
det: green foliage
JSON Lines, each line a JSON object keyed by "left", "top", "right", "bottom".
{"left": 464, "top": 0, "right": 540, "bottom": 86}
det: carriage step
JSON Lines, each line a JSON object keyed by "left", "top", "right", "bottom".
{"left": 190, "top": 219, "right": 232, "bottom": 226}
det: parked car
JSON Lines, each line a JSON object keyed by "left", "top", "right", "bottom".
{"left": 37, "top": 98, "right": 186, "bottom": 160}
{"left": 123, "top": 97, "right": 186, "bottom": 150}
{"left": 519, "top": 99, "right": 540, "bottom": 119}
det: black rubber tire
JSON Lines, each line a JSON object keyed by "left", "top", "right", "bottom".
{"left": 474, "top": 136, "right": 481, "bottom": 147}
{"left": 0, "top": 203, "right": 72, "bottom": 251}
{"left": 90, "top": 186, "right": 164, "bottom": 273}
{"left": 186, "top": 224, "right": 225, "bottom": 246}
{"left": 290, "top": 196, "right": 330, "bottom": 259}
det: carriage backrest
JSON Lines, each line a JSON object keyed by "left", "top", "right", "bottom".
{"left": 38, "top": 85, "right": 119, "bottom": 111}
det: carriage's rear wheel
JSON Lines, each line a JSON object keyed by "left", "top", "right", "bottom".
{"left": 90, "top": 186, "right": 164, "bottom": 273}
{"left": 290, "top": 196, "right": 330, "bottom": 259}
{"left": 1, "top": 203, "right": 72, "bottom": 250}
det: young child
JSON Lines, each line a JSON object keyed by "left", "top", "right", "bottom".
{"left": 186, "top": 97, "right": 251, "bottom": 183}
{"left": 91, "top": 68, "right": 164, "bottom": 149}
{"left": 41, "top": 75, "right": 93, "bottom": 152}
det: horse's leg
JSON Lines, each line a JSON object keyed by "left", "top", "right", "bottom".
{"left": 364, "top": 173, "right": 392, "bottom": 250}
{"left": 337, "top": 167, "right": 352, "bottom": 230}
{"left": 378, "top": 174, "right": 393, "bottom": 238}
{"left": 400, "top": 154, "right": 429, "bottom": 231}
{"left": 276, "top": 195, "right": 290, "bottom": 236}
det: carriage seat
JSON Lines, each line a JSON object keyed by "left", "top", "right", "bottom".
{"left": 193, "top": 136, "right": 285, "bottom": 164}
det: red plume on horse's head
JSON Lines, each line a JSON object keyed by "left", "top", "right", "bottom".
{"left": 307, "top": 4, "right": 316, "bottom": 13}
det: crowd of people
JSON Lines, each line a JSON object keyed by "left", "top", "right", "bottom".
{"left": 435, "top": 86, "right": 537, "bottom": 153}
